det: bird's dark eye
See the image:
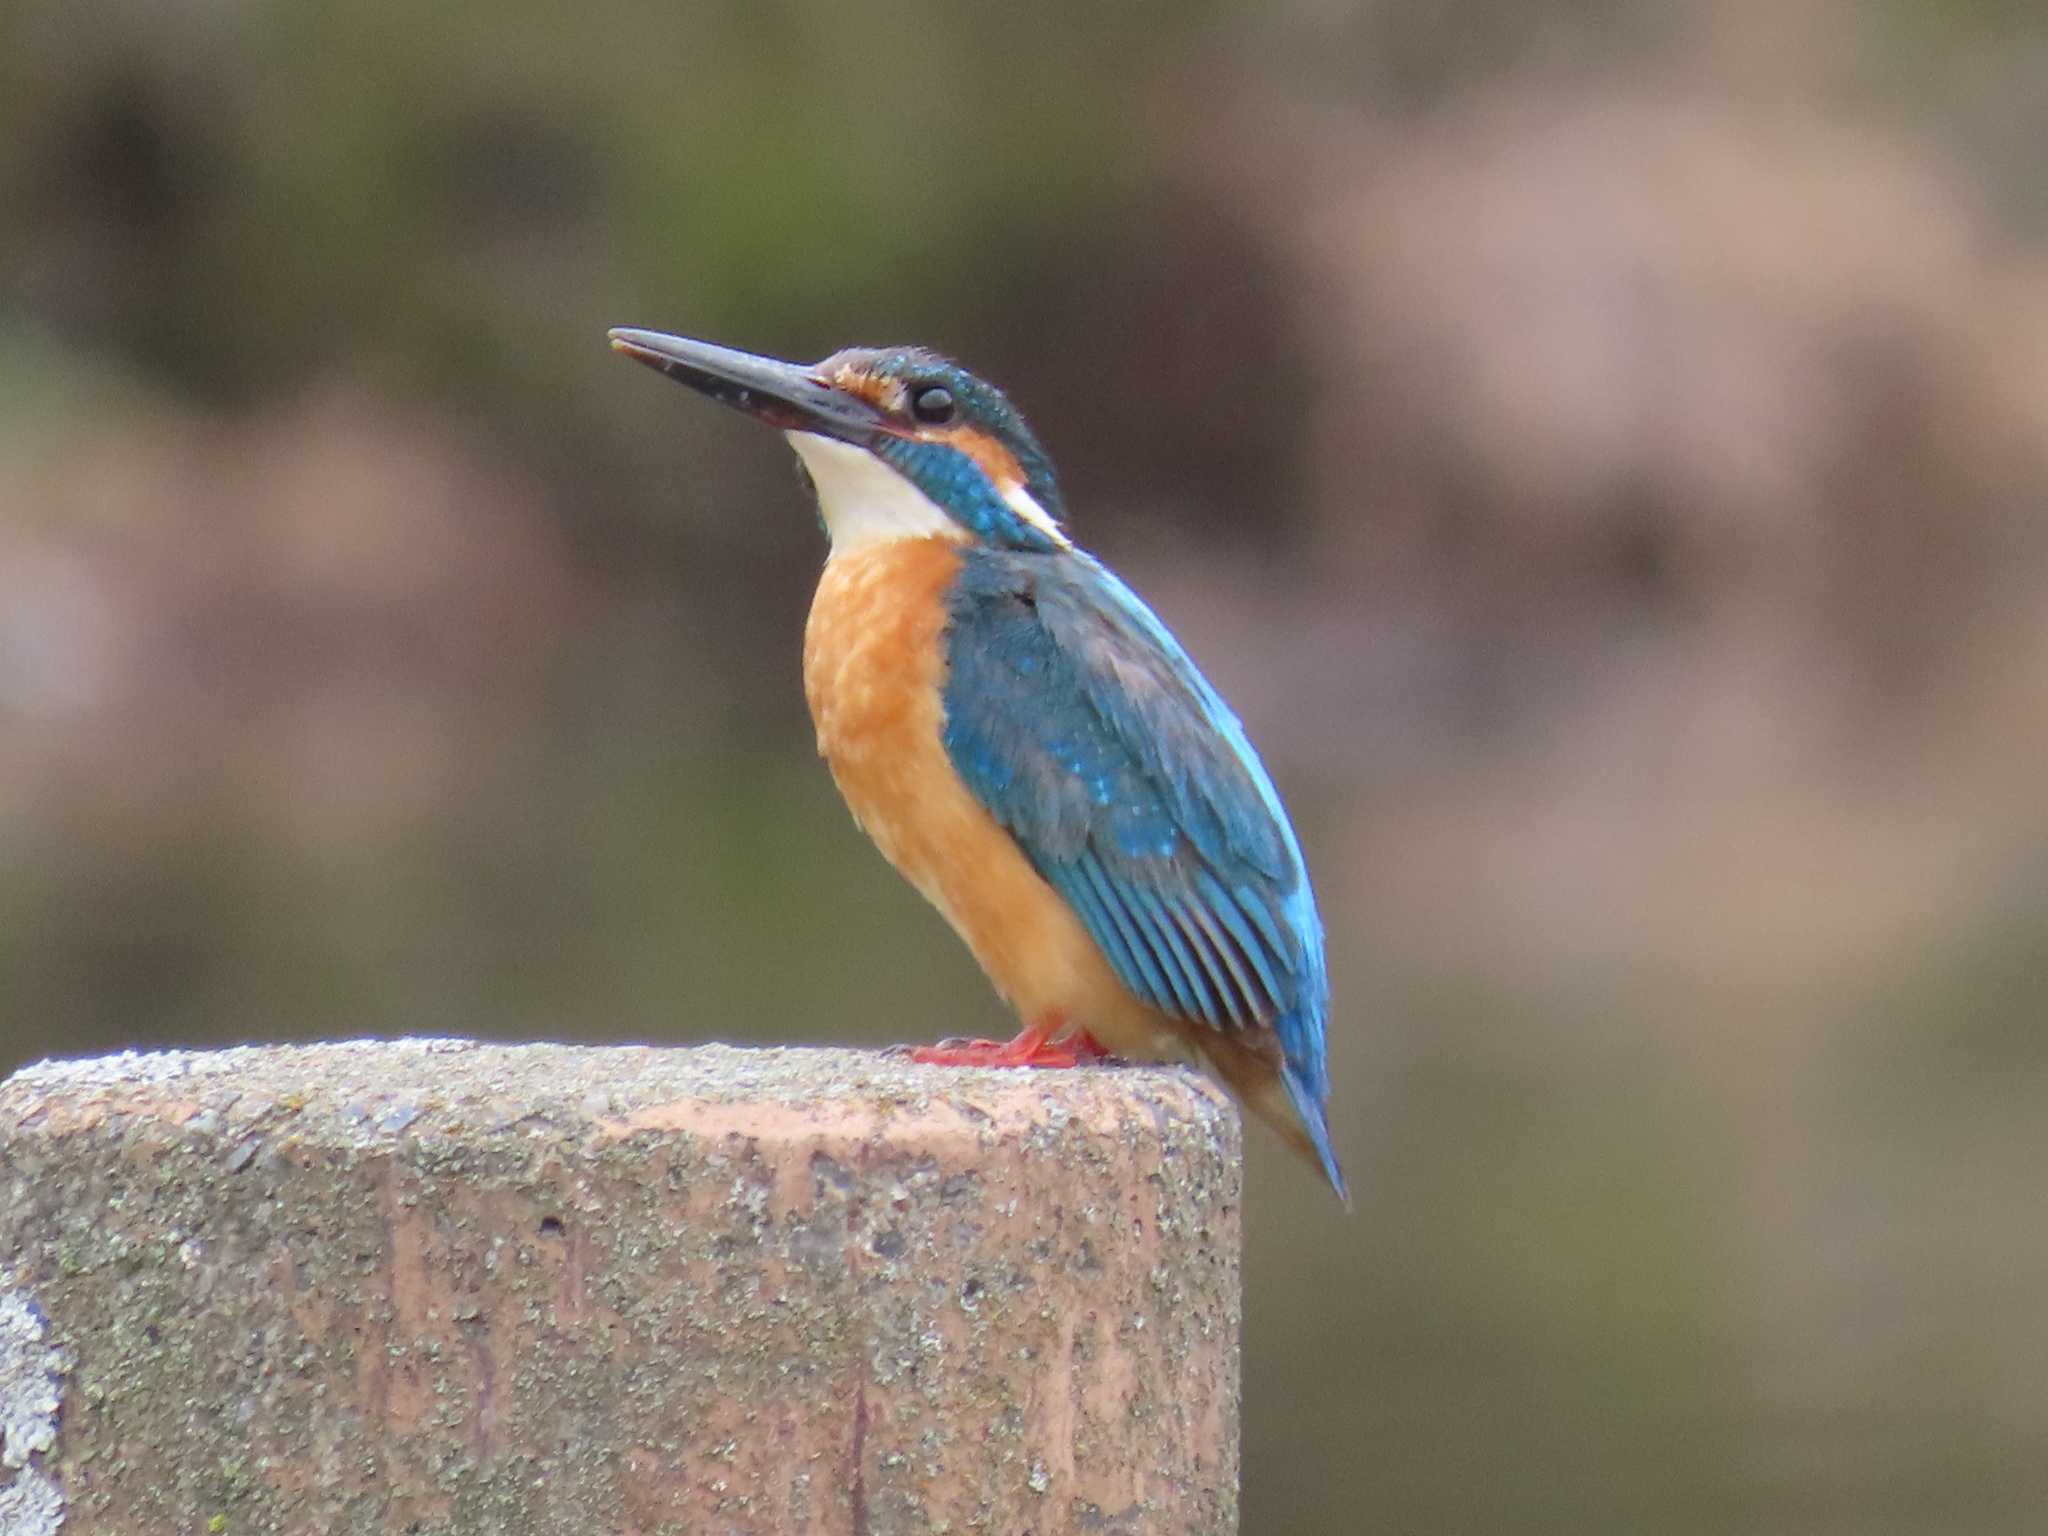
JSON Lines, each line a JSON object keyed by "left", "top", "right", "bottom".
{"left": 911, "top": 385, "right": 955, "bottom": 424}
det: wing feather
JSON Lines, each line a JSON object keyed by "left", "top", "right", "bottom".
{"left": 942, "top": 548, "right": 1319, "bottom": 1039}
{"left": 1192, "top": 867, "right": 1287, "bottom": 1012}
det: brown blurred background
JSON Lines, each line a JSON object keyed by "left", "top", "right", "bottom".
{"left": 5, "top": 0, "right": 2047, "bottom": 1529}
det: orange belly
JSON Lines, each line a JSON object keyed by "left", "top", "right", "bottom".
{"left": 801, "top": 538, "right": 1186, "bottom": 1061}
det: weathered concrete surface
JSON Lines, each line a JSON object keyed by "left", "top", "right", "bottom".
{"left": 0, "top": 1041, "right": 1241, "bottom": 1535}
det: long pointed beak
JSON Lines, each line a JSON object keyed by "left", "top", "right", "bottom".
{"left": 607, "top": 328, "right": 883, "bottom": 443}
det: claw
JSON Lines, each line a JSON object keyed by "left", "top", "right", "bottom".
{"left": 905, "top": 1017, "right": 1110, "bottom": 1070}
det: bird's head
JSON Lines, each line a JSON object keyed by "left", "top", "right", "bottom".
{"left": 610, "top": 329, "right": 1069, "bottom": 555}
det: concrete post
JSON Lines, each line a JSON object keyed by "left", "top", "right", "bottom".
{"left": 0, "top": 1041, "right": 1241, "bottom": 1534}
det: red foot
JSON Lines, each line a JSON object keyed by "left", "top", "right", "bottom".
{"left": 909, "top": 1017, "right": 1111, "bottom": 1069}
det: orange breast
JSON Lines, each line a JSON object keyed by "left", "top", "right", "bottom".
{"left": 800, "top": 538, "right": 1181, "bottom": 1059}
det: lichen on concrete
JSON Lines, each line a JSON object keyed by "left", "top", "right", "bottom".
{"left": 0, "top": 1040, "right": 1241, "bottom": 1534}
{"left": 0, "top": 1273, "right": 68, "bottom": 1536}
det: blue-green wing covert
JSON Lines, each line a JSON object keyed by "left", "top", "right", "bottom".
{"left": 940, "top": 548, "right": 1331, "bottom": 1117}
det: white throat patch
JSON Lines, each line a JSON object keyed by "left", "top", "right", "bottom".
{"left": 786, "top": 433, "right": 964, "bottom": 554}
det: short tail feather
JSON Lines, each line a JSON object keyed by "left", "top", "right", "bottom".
{"left": 1225, "top": 1047, "right": 1348, "bottom": 1205}
{"left": 1279, "top": 1063, "right": 1348, "bottom": 1204}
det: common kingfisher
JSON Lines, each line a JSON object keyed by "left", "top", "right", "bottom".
{"left": 608, "top": 328, "right": 1345, "bottom": 1199}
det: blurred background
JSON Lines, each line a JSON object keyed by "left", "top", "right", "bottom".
{"left": 4, "top": 0, "right": 2047, "bottom": 1528}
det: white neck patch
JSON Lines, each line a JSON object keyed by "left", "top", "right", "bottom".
{"left": 786, "top": 433, "right": 965, "bottom": 554}
{"left": 1002, "top": 481, "right": 1070, "bottom": 549}
{"left": 786, "top": 430, "right": 1072, "bottom": 555}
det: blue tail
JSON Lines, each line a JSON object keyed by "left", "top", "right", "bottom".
{"left": 1283, "top": 1061, "right": 1349, "bottom": 1204}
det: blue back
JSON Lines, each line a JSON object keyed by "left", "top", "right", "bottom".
{"left": 940, "top": 547, "right": 1336, "bottom": 1171}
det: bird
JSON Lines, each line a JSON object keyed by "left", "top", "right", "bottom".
{"left": 608, "top": 328, "right": 1344, "bottom": 1199}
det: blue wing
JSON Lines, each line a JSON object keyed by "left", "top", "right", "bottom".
{"left": 940, "top": 547, "right": 1333, "bottom": 1137}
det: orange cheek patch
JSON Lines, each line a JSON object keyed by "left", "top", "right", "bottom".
{"left": 815, "top": 377, "right": 1036, "bottom": 505}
